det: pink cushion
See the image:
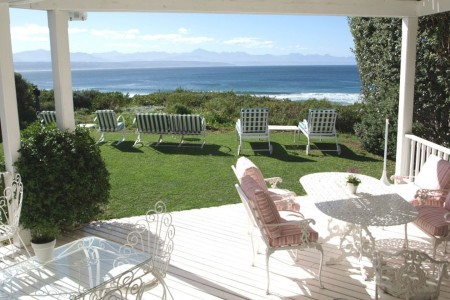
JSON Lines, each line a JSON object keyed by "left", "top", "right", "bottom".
{"left": 414, "top": 206, "right": 450, "bottom": 237}
{"left": 251, "top": 190, "right": 282, "bottom": 239}
{"left": 235, "top": 157, "right": 267, "bottom": 190}
{"left": 268, "top": 221, "right": 319, "bottom": 247}
{"left": 445, "top": 192, "right": 450, "bottom": 210}
{"left": 415, "top": 155, "right": 450, "bottom": 190}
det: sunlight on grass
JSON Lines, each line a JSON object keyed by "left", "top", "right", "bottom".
{"left": 95, "top": 130, "right": 395, "bottom": 219}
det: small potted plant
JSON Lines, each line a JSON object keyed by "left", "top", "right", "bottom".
{"left": 346, "top": 174, "right": 361, "bottom": 194}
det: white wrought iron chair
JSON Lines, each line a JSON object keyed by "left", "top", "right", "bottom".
{"left": 94, "top": 110, "right": 126, "bottom": 144}
{"left": 105, "top": 201, "right": 175, "bottom": 299}
{"left": 0, "top": 173, "right": 31, "bottom": 263}
{"left": 298, "top": 108, "right": 340, "bottom": 155}
{"left": 373, "top": 249, "right": 448, "bottom": 300}
{"left": 235, "top": 183, "right": 323, "bottom": 294}
{"left": 235, "top": 108, "right": 272, "bottom": 155}
{"left": 37, "top": 110, "right": 57, "bottom": 125}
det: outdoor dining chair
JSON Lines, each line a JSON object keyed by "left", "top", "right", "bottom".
{"left": 235, "top": 108, "right": 272, "bottom": 155}
{"left": 298, "top": 108, "right": 340, "bottom": 155}
{"left": 106, "top": 201, "right": 175, "bottom": 298}
{"left": 373, "top": 249, "right": 448, "bottom": 300}
{"left": 0, "top": 173, "right": 31, "bottom": 264}
{"left": 94, "top": 110, "right": 126, "bottom": 144}
{"left": 235, "top": 183, "right": 323, "bottom": 294}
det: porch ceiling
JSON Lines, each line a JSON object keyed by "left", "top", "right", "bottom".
{"left": 7, "top": 0, "right": 450, "bottom": 17}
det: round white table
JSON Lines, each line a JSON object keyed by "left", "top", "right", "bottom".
{"left": 300, "top": 172, "right": 418, "bottom": 278}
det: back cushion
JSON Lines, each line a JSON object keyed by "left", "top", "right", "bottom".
{"left": 415, "top": 155, "right": 450, "bottom": 190}
{"left": 235, "top": 157, "right": 267, "bottom": 190}
{"left": 252, "top": 190, "right": 282, "bottom": 238}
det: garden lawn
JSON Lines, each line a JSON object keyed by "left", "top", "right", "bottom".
{"left": 95, "top": 129, "right": 395, "bottom": 219}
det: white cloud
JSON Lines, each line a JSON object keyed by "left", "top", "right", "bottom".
{"left": 178, "top": 27, "right": 189, "bottom": 34}
{"left": 223, "top": 37, "right": 274, "bottom": 48}
{"left": 11, "top": 24, "right": 48, "bottom": 42}
{"left": 141, "top": 33, "right": 213, "bottom": 44}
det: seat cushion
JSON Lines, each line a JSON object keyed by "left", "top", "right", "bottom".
{"left": 268, "top": 220, "right": 319, "bottom": 247}
{"left": 413, "top": 206, "right": 450, "bottom": 237}
{"left": 415, "top": 155, "right": 450, "bottom": 190}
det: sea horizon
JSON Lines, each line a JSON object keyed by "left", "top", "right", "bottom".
{"left": 18, "top": 64, "right": 362, "bottom": 104}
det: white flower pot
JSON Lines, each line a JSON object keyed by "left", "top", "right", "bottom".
{"left": 31, "top": 239, "right": 56, "bottom": 263}
{"left": 346, "top": 183, "right": 358, "bottom": 194}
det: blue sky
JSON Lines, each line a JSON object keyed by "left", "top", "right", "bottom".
{"left": 10, "top": 8, "right": 355, "bottom": 57}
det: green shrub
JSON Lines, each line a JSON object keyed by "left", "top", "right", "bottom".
{"left": 15, "top": 123, "right": 110, "bottom": 243}
{"left": 92, "top": 92, "right": 132, "bottom": 111}
{"left": 166, "top": 103, "right": 193, "bottom": 114}
{"left": 73, "top": 89, "right": 102, "bottom": 110}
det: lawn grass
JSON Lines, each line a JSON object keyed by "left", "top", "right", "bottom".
{"left": 95, "top": 129, "right": 395, "bottom": 220}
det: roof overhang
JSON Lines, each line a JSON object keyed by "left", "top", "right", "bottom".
{"left": 6, "top": 0, "right": 450, "bottom": 18}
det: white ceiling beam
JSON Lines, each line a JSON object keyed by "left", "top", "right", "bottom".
{"left": 9, "top": 0, "right": 441, "bottom": 18}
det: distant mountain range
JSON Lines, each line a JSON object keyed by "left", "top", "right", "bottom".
{"left": 13, "top": 49, "right": 356, "bottom": 71}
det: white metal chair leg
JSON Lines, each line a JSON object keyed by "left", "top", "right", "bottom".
{"left": 96, "top": 132, "right": 105, "bottom": 144}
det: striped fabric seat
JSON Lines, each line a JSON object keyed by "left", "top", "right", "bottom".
{"left": 234, "top": 184, "right": 323, "bottom": 294}
{"left": 235, "top": 108, "right": 271, "bottom": 155}
{"left": 413, "top": 206, "right": 449, "bottom": 237}
{"left": 298, "top": 108, "right": 340, "bottom": 155}
{"left": 133, "top": 113, "right": 171, "bottom": 146}
{"left": 94, "top": 110, "right": 126, "bottom": 144}
{"left": 37, "top": 111, "right": 57, "bottom": 125}
{"left": 169, "top": 114, "right": 206, "bottom": 147}
{"left": 133, "top": 113, "right": 206, "bottom": 148}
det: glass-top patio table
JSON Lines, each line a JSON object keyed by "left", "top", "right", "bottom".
{"left": 0, "top": 236, "right": 168, "bottom": 299}
{"left": 300, "top": 172, "right": 418, "bottom": 278}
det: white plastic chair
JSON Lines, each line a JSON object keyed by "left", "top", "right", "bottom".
{"left": 235, "top": 108, "right": 271, "bottom": 155}
{"left": 373, "top": 249, "right": 448, "bottom": 300}
{"left": 94, "top": 110, "right": 126, "bottom": 144}
{"left": 0, "top": 173, "right": 31, "bottom": 263}
{"left": 298, "top": 109, "right": 340, "bottom": 155}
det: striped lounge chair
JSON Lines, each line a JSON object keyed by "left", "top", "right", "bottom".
{"left": 133, "top": 113, "right": 171, "bottom": 146}
{"left": 169, "top": 114, "right": 206, "bottom": 148}
{"left": 37, "top": 111, "right": 57, "bottom": 125}
{"left": 94, "top": 110, "right": 126, "bottom": 145}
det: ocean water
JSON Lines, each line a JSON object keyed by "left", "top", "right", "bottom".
{"left": 20, "top": 65, "right": 361, "bottom": 104}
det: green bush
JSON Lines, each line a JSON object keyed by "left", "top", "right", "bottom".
{"left": 92, "top": 92, "right": 132, "bottom": 111}
{"left": 15, "top": 123, "right": 110, "bottom": 243}
{"left": 73, "top": 89, "right": 102, "bottom": 110}
{"left": 166, "top": 103, "right": 193, "bottom": 114}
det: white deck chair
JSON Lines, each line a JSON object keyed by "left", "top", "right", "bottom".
{"left": 0, "top": 173, "right": 31, "bottom": 264}
{"left": 94, "top": 110, "right": 126, "bottom": 145}
{"left": 37, "top": 111, "right": 56, "bottom": 125}
{"left": 235, "top": 108, "right": 272, "bottom": 155}
{"left": 298, "top": 109, "right": 340, "bottom": 155}
{"left": 133, "top": 113, "right": 171, "bottom": 146}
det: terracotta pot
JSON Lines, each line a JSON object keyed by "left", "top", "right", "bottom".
{"left": 31, "top": 239, "right": 56, "bottom": 263}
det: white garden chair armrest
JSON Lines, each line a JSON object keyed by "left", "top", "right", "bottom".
{"left": 117, "top": 114, "right": 125, "bottom": 124}
{"left": 415, "top": 188, "right": 449, "bottom": 206}
{"left": 265, "top": 177, "right": 283, "bottom": 188}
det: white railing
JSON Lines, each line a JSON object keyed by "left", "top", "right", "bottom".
{"left": 405, "top": 134, "right": 450, "bottom": 179}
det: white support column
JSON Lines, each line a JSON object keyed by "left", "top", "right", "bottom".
{"left": 0, "top": 4, "right": 21, "bottom": 173}
{"left": 48, "top": 10, "right": 76, "bottom": 131}
{"left": 395, "top": 17, "right": 418, "bottom": 177}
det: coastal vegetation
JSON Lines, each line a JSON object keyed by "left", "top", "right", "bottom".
{"left": 349, "top": 13, "right": 450, "bottom": 154}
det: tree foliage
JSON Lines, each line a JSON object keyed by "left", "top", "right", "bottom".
{"left": 349, "top": 12, "right": 450, "bottom": 157}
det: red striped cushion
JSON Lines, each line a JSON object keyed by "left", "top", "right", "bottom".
{"left": 414, "top": 206, "right": 449, "bottom": 237}
{"left": 415, "top": 155, "right": 450, "bottom": 190}
{"left": 252, "top": 190, "right": 282, "bottom": 239}
{"left": 268, "top": 221, "right": 319, "bottom": 247}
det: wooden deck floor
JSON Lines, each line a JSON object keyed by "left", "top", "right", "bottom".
{"left": 68, "top": 196, "right": 450, "bottom": 300}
